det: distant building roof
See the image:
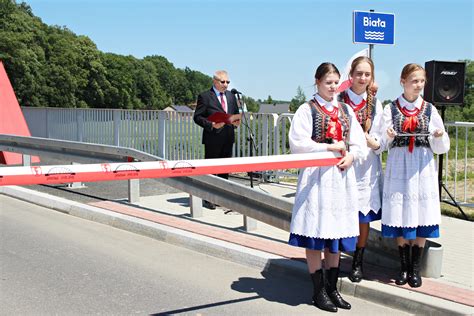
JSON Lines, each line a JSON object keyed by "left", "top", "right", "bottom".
{"left": 258, "top": 103, "right": 290, "bottom": 114}
{"left": 163, "top": 106, "right": 175, "bottom": 112}
{"left": 172, "top": 105, "right": 193, "bottom": 112}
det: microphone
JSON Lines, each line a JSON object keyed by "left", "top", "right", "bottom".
{"left": 231, "top": 88, "right": 244, "bottom": 112}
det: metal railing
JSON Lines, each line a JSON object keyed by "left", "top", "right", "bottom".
{"left": 20, "top": 107, "right": 473, "bottom": 208}
{"left": 443, "top": 122, "right": 474, "bottom": 207}
{"left": 0, "top": 134, "right": 156, "bottom": 162}
{"left": 273, "top": 113, "right": 295, "bottom": 181}
{"left": 22, "top": 107, "right": 278, "bottom": 161}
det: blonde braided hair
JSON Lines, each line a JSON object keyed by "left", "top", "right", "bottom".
{"left": 365, "top": 85, "right": 374, "bottom": 132}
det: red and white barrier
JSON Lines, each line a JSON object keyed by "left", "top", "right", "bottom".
{"left": 0, "top": 152, "right": 342, "bottom": 186}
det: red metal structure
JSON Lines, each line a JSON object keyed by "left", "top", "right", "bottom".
{"left": 0, "top": 61, "right": 39, "bottom": 165}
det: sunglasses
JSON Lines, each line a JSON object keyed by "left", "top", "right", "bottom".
{"left": 216, "top": 79, "right": 230, "bottom": 84}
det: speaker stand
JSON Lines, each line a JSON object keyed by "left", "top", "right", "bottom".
{"left": 437, "top": 106, "right": 468, "bottom": 220}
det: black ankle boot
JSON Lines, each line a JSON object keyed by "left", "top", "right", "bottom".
{"left": 326, "top": 267, "right": 351, "bottom": 310}
{"left": 310, "top": 269, "right": 337, "bottom": 312}
{"left": 395, "top": 244, "right": 410, "bottom": 285}
{"left": 349, "top": 247, "right": 365, "bottom": 283}
{"left": 408, "top": 245, "right": 424, "bottom": 288}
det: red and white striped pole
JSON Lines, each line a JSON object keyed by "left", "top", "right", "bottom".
{"left": 0, "top": 152, "right": 342, "bottom": 186}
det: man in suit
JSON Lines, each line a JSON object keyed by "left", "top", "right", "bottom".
{"left": 193, "top": 70, "right": 241, "bottom": 209}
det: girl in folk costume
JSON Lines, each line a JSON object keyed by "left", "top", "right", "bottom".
{"left": 381, "top": 63, "right": 450, "bottom": 288}
{"left": 288, "top": 63, "right": 367, "bottom": 312}
{"left": 337, "top": 57, "right": 384, "bottom": 283}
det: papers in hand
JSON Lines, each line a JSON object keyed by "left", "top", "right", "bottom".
{"left": 207, "top": 112, "right": 241, "bottom": 124}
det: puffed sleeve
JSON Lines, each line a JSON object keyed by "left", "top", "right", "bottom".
{"left": 378, "top": 104, "right": 394, "bottom": 152}
{"left": 428, "top": 106, "right": 450, "bottom": 154}
{"left": 369, "top": 99, "right": 384, "bottom": 155}
{"left": 289, "top": 103, "right": 329, "bottom": 154}
{"left": 346, "top": 106, "right": 368, "bottom": 161}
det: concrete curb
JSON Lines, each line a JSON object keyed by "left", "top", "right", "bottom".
{"left": 1, "top": 186, "right": 472, "bottom": 316}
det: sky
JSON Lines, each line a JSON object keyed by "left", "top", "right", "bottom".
{"left": 24, "top": 0, "right": 473, "bottom": 103}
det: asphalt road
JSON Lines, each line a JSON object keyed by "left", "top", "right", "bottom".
{"left": 0, "top": 195, "right": 410, "bottom": 315}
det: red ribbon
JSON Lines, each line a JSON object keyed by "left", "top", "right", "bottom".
{"left": 397, "top": 100, "right": 423, "bottom": 153}
{"left": 326, "top": 115, "right": 343, "bottom": 141}
{"left": 314, "top": 98, "right": 343, "bottom": 142}
{"left": 343, "top": 94, "right": 366, "bottom": 112}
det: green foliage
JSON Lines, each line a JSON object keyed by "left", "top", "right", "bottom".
{"left": 242, "top": 96, "right": 259, "bottom": 112}
{"left": 289, "top": 86, "right": 306, "bottom": 112}
{"left": 265, "top": 95, "right": 273, "bottom": 104}
{"left": 0, "top": 1, "right": 214, "bottom": 109}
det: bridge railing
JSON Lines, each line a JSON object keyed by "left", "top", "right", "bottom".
{"left": 23, "top": 107, "right": 278, "bottom": 160}
{"left": 443, "top": 122, "right": 474, "bottom": 207}
{"left": 21, "top": 106, "right": 472, "bottom": 208}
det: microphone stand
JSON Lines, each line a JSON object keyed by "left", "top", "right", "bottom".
{"left": 235, "top": 93, "right": 258, "bottom": 188}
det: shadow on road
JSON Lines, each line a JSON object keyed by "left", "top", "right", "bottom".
{"left": 151, "top": 259, "right": 311, "bottom": 315}
{"left": 230, "top": 259, "right": 311, "bottom": 307}
{"left": 150, "top": 295, "right": 261, "bottom": 315}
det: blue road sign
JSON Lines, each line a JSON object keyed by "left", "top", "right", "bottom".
{"left": 353, "top": 10, "right": 395, "bottom": 45}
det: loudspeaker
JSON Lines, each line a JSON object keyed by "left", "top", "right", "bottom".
{"left": 424, "top": 60, "right": 466, "bottom": 105}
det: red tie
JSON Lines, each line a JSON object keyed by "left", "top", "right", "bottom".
{"left": 219, "top": 93, "right": 227, "bottom": 113}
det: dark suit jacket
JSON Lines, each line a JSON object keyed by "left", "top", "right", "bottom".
{"left": 193, "top": 88, "right": 240, "bottom": 145}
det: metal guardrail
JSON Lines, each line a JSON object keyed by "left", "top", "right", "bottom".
{"left": 160, "top": 175, "right": 292, "bottom": 231}
{"left": 0, "top": 134, "right": 292, "bottom": 231}
{"left": 0, "top": 133, "right": 445, "bottom": 275}
{"left": 0, "top": 134, "right": 158, "bottom": 163}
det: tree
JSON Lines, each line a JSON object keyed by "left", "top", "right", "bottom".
{"left": 266, "top": 95, "right": 273, "bottom": 104}
{"left": 183, "top": 66, "right": 212, "bottom": 104}
{"left": 0, "top": 0, "right": 48, "bottom": 107}
{"left": 0, "top": 1, "right": 220, "bottom": 109}
{"left": 289, "top": 86, "right": 306, "bottom": 112}
{"left": 242, "top": 96, "right": 259, "bottom": 112}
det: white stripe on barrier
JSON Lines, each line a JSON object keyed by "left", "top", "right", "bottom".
{"left": 0, "top": 152, "right": 342, "bottom": 186}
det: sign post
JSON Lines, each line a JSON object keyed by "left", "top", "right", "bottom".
{"left": 353, "top": 10, "right": 395, "bottom": 58}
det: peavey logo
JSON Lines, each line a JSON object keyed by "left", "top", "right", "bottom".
{"left": 441, "top": 71, "right": 457, "bottom": 75}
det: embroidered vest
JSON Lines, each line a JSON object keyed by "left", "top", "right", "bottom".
{"left": 390, "top": 100, "right": 432, "bottom": 149}
{"left": 309, "top": 100, "right": 351, "bottom": 144}
{"left": 337, "top": 91, "right": 377, "bottom": 133}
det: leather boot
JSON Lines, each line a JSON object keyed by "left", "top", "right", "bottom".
{"left": 326, "top": 267, "right": 351, "bottom": 310}
{"left": 349, "top": 247, "right": 365, "bottom": 283}
{"left": 395, "top": 244, "right": 410, "bottom": 285}
{"left": 408, "top": 245, "right": 424, "bottom": 288}
{"left": 310, "top": 269, "right": 337, "bottom": 312}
